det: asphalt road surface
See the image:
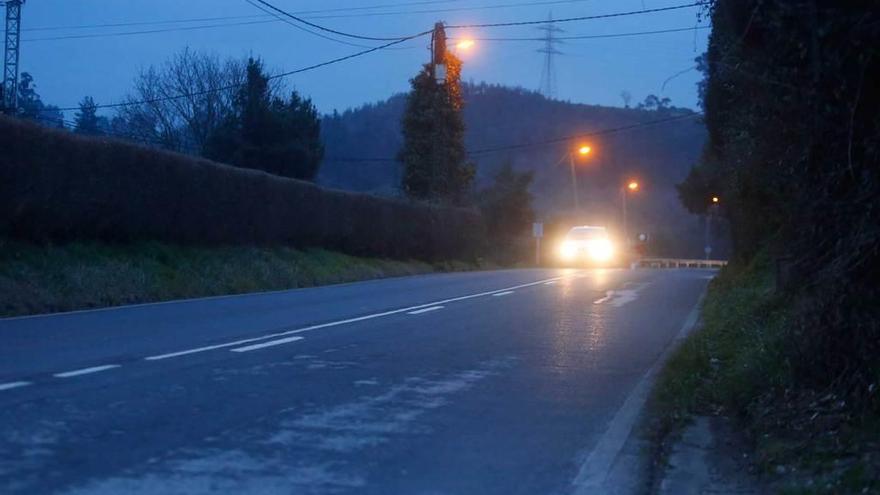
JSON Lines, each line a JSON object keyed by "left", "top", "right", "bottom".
{"left": 0, "top": 268, "right": 712, "bottom": 495}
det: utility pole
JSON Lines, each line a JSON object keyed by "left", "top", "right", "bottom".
{"left": 705, "top": 198, "right": 719, "bottom": 260}
{"left": 537, "top": 12, "right": 563, "bottom": 99}
{"left": 2, "top": 0, "right": 24, "bottom": 115}
{"left": 568, "top": 153, "right": 579, "bottom": 212}
{"left": 429, "top": 22, "right": 447, "bottom": 200}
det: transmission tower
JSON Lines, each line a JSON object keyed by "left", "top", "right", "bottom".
{"left": 537, "top": 12, "right": 563, "bottom": 99}
{"left": 2, "top": 0, "right": 24, "bottom": 114}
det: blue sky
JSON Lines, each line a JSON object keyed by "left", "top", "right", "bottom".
{"left": 16, "top": 0, "right": 710, "bottom": 116}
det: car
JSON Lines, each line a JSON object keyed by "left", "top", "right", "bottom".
{"left": 557, "top": 225, "right": 616, "bottom": 265}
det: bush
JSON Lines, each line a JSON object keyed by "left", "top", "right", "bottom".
{"left": 0, "top": 115, "right": 485, "bottom": 261}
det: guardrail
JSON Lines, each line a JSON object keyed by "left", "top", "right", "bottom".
{"left": 637, "top": 258, "right": 728, "bottom": 269}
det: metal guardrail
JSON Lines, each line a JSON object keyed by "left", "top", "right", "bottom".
{"left": 637, "top": 258, "right": 728, "bottom": 269}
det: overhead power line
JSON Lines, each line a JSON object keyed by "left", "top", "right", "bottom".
{"left": 247, "top": 0, "right": 414, "bottom": 41}
{"left": 18, "top": 0, "right": 459, "bottom": 32}
{"left": 24, "top": 22, "right": 711, "bottom": 45}
{"left": 243, "top": 0, "right": 380, "bottom": 49}
{"left": 446, "top": 2, "right": 709, "bottom": 29}
{"left": 23, "top": 19, "right": 280, "bottom": 43}
{"left": 466, "top": 112, "right": 702, "bottom": 155}
{"left": 15, "top": 0, "right": 592, "bottom": 35}
{"left": 54, "top": 32, "right": 431, "bottom": 112}
{"left": 325, "top": 112, "right": 704, "bottom": 162}
{"left": 451, "top": 25, "right": 710, "bottom": 42}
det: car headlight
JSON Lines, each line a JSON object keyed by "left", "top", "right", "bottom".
{"left": 559, "top": 241, "right": 577, "bottom": 260}
{"left": 587, "top": 239, "right": 614, "bottom": 262}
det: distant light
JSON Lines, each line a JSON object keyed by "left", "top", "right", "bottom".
{"left": 578, "top": 145, "right": 592, "bottom": 155}
{"left": 456, "top": 39, "right": 475, "bottom": 51}
{"left": 712, "top": 196, "right": 719, "bottom": 203}
{"left": 627, "top": 181, "right": 639, "bottom": 191}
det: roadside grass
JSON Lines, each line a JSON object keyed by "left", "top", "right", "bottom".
{"left": 0, "top": 238, "right": 486, "bottom": 317}
{"left": 648, "top": 252, "right": 789, "bottom": 426}
{"left": 646, "top": 254, "right": 880, "bottom": 493}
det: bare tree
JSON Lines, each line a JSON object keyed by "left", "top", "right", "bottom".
{"left": 114, "top": 48, "right": 246, "bottom": 154}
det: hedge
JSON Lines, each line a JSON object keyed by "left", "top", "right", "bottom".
{"left": 0, "top": 116, "right": 485, "bottom": 261}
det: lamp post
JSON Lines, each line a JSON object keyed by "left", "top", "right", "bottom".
{"left": 621, "top": 180, "right": 639, "bottom": 246}
{"left": 705, "top": 196, "right": 720, "bottom": 260}
{"left": 568, "top": 145, "right": 591, "bottom": 212}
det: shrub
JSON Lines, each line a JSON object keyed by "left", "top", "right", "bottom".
{"left": 0, "top": 115, "right": 484, "bottom": 261}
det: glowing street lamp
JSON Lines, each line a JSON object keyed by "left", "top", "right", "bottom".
{"left": 455, "top": 39, "right": 475, "bottom": 51}
{"left": 622, "top": 179, "right": 641, "bottom": 246}
{"left": 568, "top": 144, "right": 594, "bottom": 212}
{"left": 712, "top": 196, "right": 719, "bottom": 204}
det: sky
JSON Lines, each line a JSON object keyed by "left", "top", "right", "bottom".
{"left": 14, "top": 0, "right": 710, "bottom": 116}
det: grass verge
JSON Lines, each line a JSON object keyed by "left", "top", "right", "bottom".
{"left": 0, "top": 238, "right": 485, "bottom": 318}
{"left": 646, "top": 254, "right": 879, "bottom": 493}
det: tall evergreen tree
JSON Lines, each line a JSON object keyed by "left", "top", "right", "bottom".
{"left": 398, "top": 31, "right": 474, "bottom": 204}
{"left": 74, "top": 96, "right": 105, "bottom": 135}
{"left": 205, "top": 58, "right": 323, "bottom": 180}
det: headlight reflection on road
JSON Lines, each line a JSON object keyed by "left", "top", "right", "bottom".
{"left": 548, "top": 273, "right": 609, "bottom": 372}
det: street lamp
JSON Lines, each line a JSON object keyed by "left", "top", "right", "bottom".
{"left": 455, "top": 39, "right": 475, "bottom": 51}
{"left": 621, "top": 179, "right": 640, "bottom": 246}
{"left": 705, "top": 196, "right": 720, "bottom": 259}
{"left": 567, "top": 144, "right": 593, "bottom": 212}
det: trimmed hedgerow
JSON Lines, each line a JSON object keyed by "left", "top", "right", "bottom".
{"left": 0, "top": 115, "right": 484, "bottom": 261}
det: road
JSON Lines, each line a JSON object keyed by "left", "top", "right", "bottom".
{"left": 0, "top": 268, "right": 712, "bottom": 495}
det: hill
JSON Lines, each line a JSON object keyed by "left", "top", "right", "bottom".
{"left": 319, "top": 83, "right": 718, "bottom": 258}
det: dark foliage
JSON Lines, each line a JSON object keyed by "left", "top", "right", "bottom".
{"left": 0, "top": 115, "right": 484, "bottom": 262}
{"left": 680, "top": 0, "right": 880, "bottom": 410}
{"left": 205, "top": 59, "right": 324, "bottom": 181}
{"left": 16, "top": 72, "right": 63, "bottom": 128}
{"left": 323, "top": 84, "right": 712, "bottom": 258}
{"left": 398, "top": 53, "right": 475, "bottom": 204}
{"left": 478, "top": 162, "right": 535, "bottom": 261}
{"left": 74, "top": 96, "right": 108, "bottom": 136}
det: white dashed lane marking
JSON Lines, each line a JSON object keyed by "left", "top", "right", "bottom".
{"left": 230, "top": 336, "right": 305, "bottom": 353}
{"left": 143, "top": 275, "right": 569, "bottom": 359}
{"left": 407, "top": 306, "right": 444, "bottom": 315}
{"left": 54, "top": 364, "right": 120, "bottom": 378}
{"left": 0, "top": 381, "right": 31, "bottom": 391}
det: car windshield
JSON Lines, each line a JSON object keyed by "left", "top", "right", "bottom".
{"left": 566, "top": 227, "right": 607, "bottom": 241}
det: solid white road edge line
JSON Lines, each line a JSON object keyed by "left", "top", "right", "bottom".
{"left": 491, "top": 291, "right": 514, "bottom": 297}
{"left": 144, "top": 274, "right": 575, "bottom": 361}
{"left": 54, "top": 364, "right": 121, "bottom": 378}
{"left": 570, "top": 293, "right": 705, "bottom": 494}
{"left": 0, "top": 381, "right": 31, "bottom": 391}
{"left": 230, "top": 336, "right": 304, "bottom": 353}
{"left": 406, "top": 306, "right": 444, "bottom": 315}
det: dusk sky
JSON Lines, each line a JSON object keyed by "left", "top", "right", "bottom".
{"left": 17, "top": 0, "right": 710, "bottom": 116}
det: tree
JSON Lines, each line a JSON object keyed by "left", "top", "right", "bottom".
{"left": 637, "top": 94, "right": 672, "bottom": 112}
{"left": 398, "top": 29, "right": 475, "bottom": 204}
{"left": 16, "top": 72, "right": 64, "bottom": 127}
{"left": 479, "top": 162, "right": 535, "bottom": 244}
{"left": 114, "top": 48, "right": 245, "bottom": 153}
{"left": 74, "top": 96, "right": 108, "bottom": 135}
{"left": 205, "top": 58, "right": 324, "bottom": 180}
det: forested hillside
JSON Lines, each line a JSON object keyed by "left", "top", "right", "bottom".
{"left": 320, "top": 83, "right": 712, "bottom": 258}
